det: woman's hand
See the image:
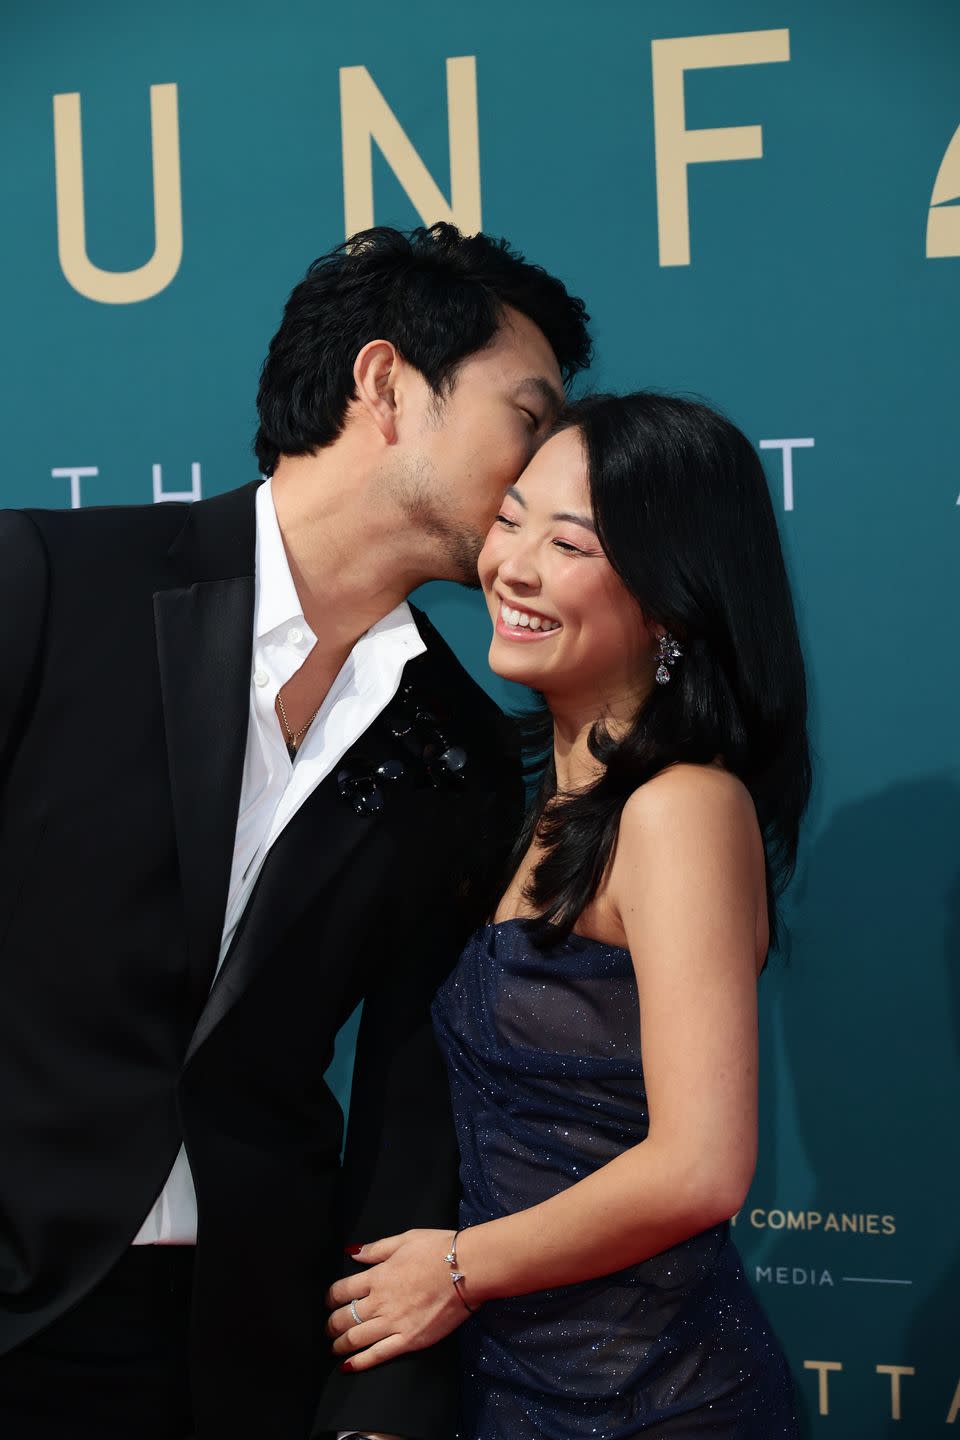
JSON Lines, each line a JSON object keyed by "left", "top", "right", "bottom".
{"left": 325, "top": 1229, "right": 473, "bottom": 1371}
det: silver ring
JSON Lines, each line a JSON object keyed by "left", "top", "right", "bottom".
{"left": 349, "top": 1298, "right": 363, "bottom": 1327}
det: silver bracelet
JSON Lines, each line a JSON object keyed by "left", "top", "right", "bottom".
{"left": 443, "top": 1229, "right": 478, "bottom": 1313}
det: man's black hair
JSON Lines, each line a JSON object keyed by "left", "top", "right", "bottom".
{"left": 254, "top": 223, "right": 592, "bottom": 476}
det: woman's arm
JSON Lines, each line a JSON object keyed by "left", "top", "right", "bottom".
{"left": 327, "top": 765, "right": 765, "bottom": 1367}
{"left": 460, "top": 764, "right": 763, "bottom": 1299}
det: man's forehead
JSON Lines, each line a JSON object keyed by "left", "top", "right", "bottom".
{"left": 459, "top": 308, "right": 564, "bottom": 406}
{"left": 497, "top": 304, "right": 562, "bottom": 367}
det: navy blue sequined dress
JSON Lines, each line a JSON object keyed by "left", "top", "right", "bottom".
{"left": 431, "top": 920, "right": 799, "bottom": 1439}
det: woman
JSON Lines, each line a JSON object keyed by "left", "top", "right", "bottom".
{"left": 326, "top": 392, "right": 811, "bottom": 1437}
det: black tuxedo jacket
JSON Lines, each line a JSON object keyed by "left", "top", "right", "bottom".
{"left": 0, "top": 482, "right": 522, "bottom": 1439}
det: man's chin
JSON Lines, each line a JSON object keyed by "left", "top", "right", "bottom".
{"left": 443, "top": 530, "right": 484, "bottom": 589}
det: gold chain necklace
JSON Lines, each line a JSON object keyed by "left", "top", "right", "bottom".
{"left": 276, "top": 687, "right": 322, "bottom": 762}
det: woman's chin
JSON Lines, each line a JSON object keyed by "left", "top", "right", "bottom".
{"left": 487, "top": 638, "right": 548, "bottom": 687}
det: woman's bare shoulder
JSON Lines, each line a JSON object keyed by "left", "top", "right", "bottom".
{"left": 611, "top": 765, "right": 768, "bottom": 971}
{"left": 618, "top": 763, "right": 758, "bottom": 845}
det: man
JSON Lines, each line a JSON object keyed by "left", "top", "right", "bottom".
{"left": 0, "top": 224, "right": 590, "bottom": 1439}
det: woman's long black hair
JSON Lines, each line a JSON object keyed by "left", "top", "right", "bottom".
{"left": 516, "top": 391, "right": 812, "bottom": 954}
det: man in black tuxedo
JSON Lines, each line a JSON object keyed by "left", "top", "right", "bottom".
{"left": 0, "top": 224, "right": 590, "bottom": 1440}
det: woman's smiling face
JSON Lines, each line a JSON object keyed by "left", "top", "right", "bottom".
{"left": 477, "top": 427, "right": 656, "bottom": 709}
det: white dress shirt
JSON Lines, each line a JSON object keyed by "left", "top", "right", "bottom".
{"left": 133, "top": 478, "right": 426, "bottom": 1245}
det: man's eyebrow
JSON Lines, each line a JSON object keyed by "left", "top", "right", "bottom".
{"left": 514, "top": 376, "right": 565, "bottom": 419}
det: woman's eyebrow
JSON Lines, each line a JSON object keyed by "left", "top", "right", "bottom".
{"left": 552, "top": 511, "right": 596, "bottom": 534}
{"left": 504, "top": 489, "right": 597, "bottom": 535}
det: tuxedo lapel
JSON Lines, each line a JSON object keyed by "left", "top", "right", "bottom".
{"left": 154, "top": 484, "right": 260, "bottom": 1006}
{"left": 183, "top": 642, "right": 455, "bottom": 1061}
{"left": 184, "top": 772, "right": 374, "bottom": 1062}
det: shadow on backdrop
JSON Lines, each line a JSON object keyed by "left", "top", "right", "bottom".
{"left": 760, "top": 776, "right": 960, "bottom": 1437}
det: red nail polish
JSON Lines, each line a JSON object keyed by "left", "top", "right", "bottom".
{"left": 344, "top": 1244, "right": 363, "bottom": 1255}
{"left": 339, "top": 1359, "right": 354, "bottom": 1373}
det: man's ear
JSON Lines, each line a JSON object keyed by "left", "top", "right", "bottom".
{"left": 352, "top": 339, "right": 401, "bottom": 443}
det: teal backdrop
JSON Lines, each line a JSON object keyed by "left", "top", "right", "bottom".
{"left": 2, "top": 1, "right": 958, "bottom": 1433}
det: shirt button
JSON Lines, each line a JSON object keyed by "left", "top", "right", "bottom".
{"left": 253, "top": 668, "right": 269, "bottom": 687}
{"left": 287, "top": 626, "right": 304, "bottom": 645}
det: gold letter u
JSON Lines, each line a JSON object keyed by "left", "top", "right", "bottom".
{"left": 53, "top": 82, "right": 183, "bottom": 304}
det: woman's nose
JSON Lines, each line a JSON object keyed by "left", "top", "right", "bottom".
{"left": 498, "top": 547, "right": 540, "bottom": 592}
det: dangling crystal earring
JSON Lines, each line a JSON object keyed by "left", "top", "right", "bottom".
{"left": 655, "top": 632, "right": 683, "bottom": 684}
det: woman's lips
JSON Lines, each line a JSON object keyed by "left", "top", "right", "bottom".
{"left": 494, "top": 600, "right": 562, "bottom": 642}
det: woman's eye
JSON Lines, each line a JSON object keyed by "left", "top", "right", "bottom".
{"left": 553, "top": 539, "right": 582, "bottom": 554}
{"left": 496, "top": 514, "right": 519, "bottom": 528}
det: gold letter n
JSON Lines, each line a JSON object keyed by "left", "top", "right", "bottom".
{"left": 340, "top": 57, "right": 481, "bottom": 238}
{"left": 53, "top": 83, "right": 183, "bottom": 304}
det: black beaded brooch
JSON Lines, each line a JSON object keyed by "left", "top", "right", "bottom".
{"left": 336, "top": 682, "right": 467, "bottom": 817}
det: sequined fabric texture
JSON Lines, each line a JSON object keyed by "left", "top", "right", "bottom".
{"left": 431, "top": 920, "right": 799, "bottom": 1439}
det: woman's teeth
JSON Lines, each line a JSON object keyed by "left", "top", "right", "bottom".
{"left": 500, "top": 602, "right": 559, "bottom": 632}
